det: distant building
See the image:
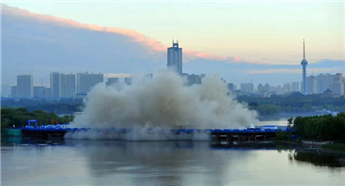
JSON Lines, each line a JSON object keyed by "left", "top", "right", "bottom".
{"left": 329, "top": 80, "right": 344, "bottom": 95}
{"left": 50, "top": 72, "right": 61, "bottom": 98}
{"left": 306, "top": 73, "right": 344, "bottom": 95}
{"left": 184, "top": 74, "right": 205, "bottom": 86}
{"left": 106, "top": 78, "right": 119, "bottom": 86}
{"left": 228, "top": 83, "right": 236, "bottom": 91}
{"left": 61, "top": 73, "right": 76, "bottom": 98}
{"left": 291, "top": 82, "right": 300, "bottom": 92}
{"left": 272, "top": 85, "right": 285, "bottom": 95}
{"left": 167, "top": 41, "right": 183, "bottom": 74}
{"left": 240, "top": 83, "right": 254, "bottom": 94}
{"left": 124, "top": 77, "right": 133, "bottom": 85}
{"left": 306, "top": 76, "right": 317, "bottom": 94}
{"left": 43, "top": 88, "right": 52, "bottom": 98}
{"left": 11, "top": 86, "right": 17, "bottom": 98}
{"left": 34, "top": 86, "right": 45, "bottom": 98}
{"left": 257, "top": 83, "right": 264, "bottom": 92}
{"left": 284, "top": 83, "right": 291, "bottom": 93}
{"left": 17, "top": 75, "right": 33, "bottom": 98}
{"left": 264, "top": 83, "right": 271, "bottom": 92}
{"left": 77, "top": 72, "right": 103, "bottom": 95}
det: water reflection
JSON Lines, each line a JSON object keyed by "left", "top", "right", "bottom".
{"left": 2, "top": 138, "right": 345, "bottom": 186}
{"left": 289, "top": 148, "right": 345, "bottom": 168}
{"left": 64, "top": 140, "right": 255, "bottom": 186}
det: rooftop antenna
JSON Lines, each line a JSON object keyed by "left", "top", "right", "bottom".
{"left": 303, "top": 39, "right": 305, "bottom": 60}
{"left": 177, "top": 37, "right": 178, "bottom": 44}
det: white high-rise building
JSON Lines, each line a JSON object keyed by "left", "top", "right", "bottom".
{"left": 167, "top": 41, "right": 182, "bottom": 74}
{"left": 77, "top": 72, "right": 103, "bottom": 95}
{"left": 61, "top": 73, "right": 76, "bottom": 98}
{"left": 50, "top": 72, "right": 61, "bottom": 98}
{"left": 17, "top": 75, "right": 33, "bottom": 98}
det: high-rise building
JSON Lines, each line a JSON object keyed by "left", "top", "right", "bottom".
{"left": 17, "top": 75, "right": 33, "bottom": 98}
{"left": 167, "top": 41, "right": 182, "bottom": 74}
{"left": 106, "top": 78, "right": 119, "bottom": 86}
{"left": 50, "top": 72, "right": 61, "bottom": 98}
{"left": 77, "top": 72, "right": 103, "bottom": 95}
{"left": 305, "top": 73, "right": 345, "bottom": 95}
{"left": 301, "top": 39, "right": 308, "bottom": 94}
{"left": 61, "top": 73, "right": 76, "bottom": 98}
{"left": 306, "top": 76, "right": 318, "bottom": 94}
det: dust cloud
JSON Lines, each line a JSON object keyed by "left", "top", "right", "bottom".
{"left": 71, "top": 70, "right": 258, "bottom": 130}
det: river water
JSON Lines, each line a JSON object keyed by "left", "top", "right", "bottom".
{"left": 1, "top": 137, "right": 345, "bottom": 186}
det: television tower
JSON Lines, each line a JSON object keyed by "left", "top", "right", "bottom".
{"left": 301, "top": 39, "right": 308, "bottom": 94}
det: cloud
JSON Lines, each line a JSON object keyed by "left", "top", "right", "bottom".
{"left": 1, "top": 3, "right": 231, "bottom": 62}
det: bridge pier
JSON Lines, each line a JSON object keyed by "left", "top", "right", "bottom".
{"left": 211, "top": 130, "right": 277, "bottom": 144}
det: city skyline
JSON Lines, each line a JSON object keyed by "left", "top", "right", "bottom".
{"left": 8, "top": 69, "right": 345, "bottom": 98}
{"left": 1, "top": 2, "right": 344, "bottom": 95}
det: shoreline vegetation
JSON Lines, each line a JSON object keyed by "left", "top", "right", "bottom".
{"left": 1, "top": 108, "right": 74, "bottom": 130}
{"left": 275, "top": 113, "right": 345, "bottom": 153}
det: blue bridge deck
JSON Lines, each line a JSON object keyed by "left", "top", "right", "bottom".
{"left": 21, "top": 122, "right": 292, "bottom": 140}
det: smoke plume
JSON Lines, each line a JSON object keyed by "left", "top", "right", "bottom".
{"left": 71, "top": 70, "right": 258, "bottom": 131}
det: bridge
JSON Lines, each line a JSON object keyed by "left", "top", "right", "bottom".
{"left": 21, "top": 121, "right": 292, "bottom": 141}
{"left": 210, "top": 128, "right": 282, "bottom": 144}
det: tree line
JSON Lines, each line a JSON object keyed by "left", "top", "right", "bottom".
{"left": 1, "top": 108, "right": 75, "bottom": 129}
{"left": 238, "top": 93, "right": 345, "bottom": 116}
{"left": 293, "top": 113, "right": 345, "bottom": 141}
{"left": 1, "top": 98, "right": 83, "bottom": 115}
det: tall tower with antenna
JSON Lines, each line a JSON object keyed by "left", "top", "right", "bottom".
{"left": 301, "top": 39, "right": 308, "bottom": 94}
{"left": 167, "top": 40, "right": 182, "bottom": 74}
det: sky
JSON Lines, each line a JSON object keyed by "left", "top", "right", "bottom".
{"left": 1, "top": 1, "right": 344, "bottom": 96}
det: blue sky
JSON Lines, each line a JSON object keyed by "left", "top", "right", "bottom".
{"left": 1, "top": 1, "right": 344, "bottom": 95}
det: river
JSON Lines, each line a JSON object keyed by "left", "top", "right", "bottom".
{"left": 1, "top": 137, "right": 345, "bottom": 186}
